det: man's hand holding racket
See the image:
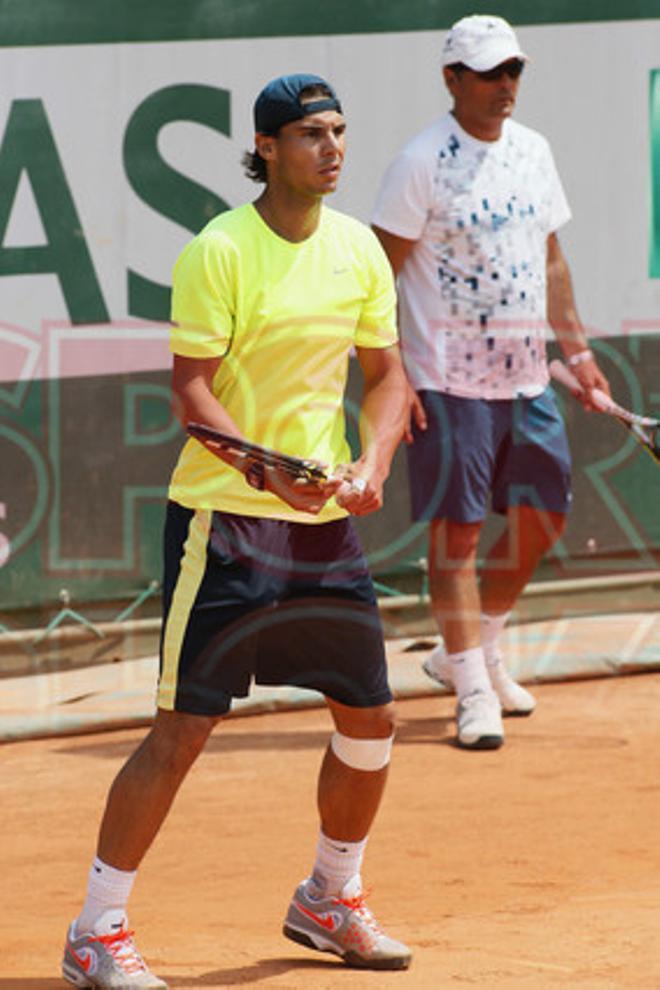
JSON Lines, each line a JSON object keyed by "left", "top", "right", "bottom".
{"left": 550, "top": 359, "right": 660, "bottom": 464}
{"left": 187, "top": 423, "right": 372, "bottom": 515}
{"left": 557, "top": 350, "right": 611, "bottom": 412}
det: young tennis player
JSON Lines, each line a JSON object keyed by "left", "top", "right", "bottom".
{"left": 62, "top": 73, "right": 411, "bottom": 988}
{"left": 372, "top": 15, "right": 611, "bottom": 749}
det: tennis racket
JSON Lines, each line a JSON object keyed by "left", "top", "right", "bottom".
{"left": 186, "top": 422, "right": 330, "bottom": 482}
{"left": 549, "top": 360, "right": 660, "bottom": 464}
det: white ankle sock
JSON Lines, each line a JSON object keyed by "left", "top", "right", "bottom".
{"left": 311, "top": 831, "right": 367, "bottom": 897}
{"left": 445, "top": 645, "right": 491, "bottom": 697}
{"left": 76, "top": 857, "right": 136, "bottom": 934}
{"left": 480, "top": 611, "right": 510, "bottom": 667}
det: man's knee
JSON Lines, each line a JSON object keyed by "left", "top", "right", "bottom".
{"left": 328, "top": 702, "right": 396, "bottom": 772}
{"left": 145, "top": 709, "right": 219, "bottom": 773}
{"left": 430, "top": 518, "right": 482, "bottom": 565}
{"left": 517, "top": 506, "right": 567, "bottom": 550}
{"left": 328, "top": 699, "right": 397, "bottom": 740}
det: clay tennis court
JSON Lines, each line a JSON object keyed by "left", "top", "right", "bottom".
{"left": 3, "top": 654, "right": 660, "bottom": 989}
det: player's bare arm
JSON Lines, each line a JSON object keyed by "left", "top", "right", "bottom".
{"left": 371, "top": 226, "right": 428, "bottom": 441}
{"left": 371, "top": 226, "right": 416, "bottom": 277}
{"left": 171, "top": 353, "right": 237, "bottom": 435}
{"left": 171, "top": 353, "right": 341, "bottom": 514}
{"left": 546, "top": 233, "right": 611, "bottom": 408}
{"left": 336, "top": 344, "right": 408, "bottom": 516}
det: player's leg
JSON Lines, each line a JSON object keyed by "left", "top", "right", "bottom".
{"left": 283, "top": 698, "right": 411, "bottom": 970}
{"left": 96, "top": 709, "right": 218, "bottom": 871}
{"left": 477, "top": 505, "right": 566, "bottom": 713}
{"left": 478, "top": 389, "right": 572, "bottom": 713}
{"left": 407, "top": 391, "right": 504, "bottom": 748}
{"left": 63, "top": 503, "right": 256, "bottom": 990}
{"left": 63, "top": 710, "right": 216, "bottom": 990}
{"left": 428, "top": 516, "right": 483, "bottom": 655}
{"left": 317, "top": 697, "right": 394, "bottom": 844}
{"left": 424, "top": 517, "right": 504, "bottom": 748}
{"left": 278, "top": 520, "right": 410, "bottom": 968}
{"left": 481, "top": 504, "right": 567, "bottom": 615}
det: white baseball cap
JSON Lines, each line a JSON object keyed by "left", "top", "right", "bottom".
{"left": 441, "top": 15, "right": 528, "bottom": 72}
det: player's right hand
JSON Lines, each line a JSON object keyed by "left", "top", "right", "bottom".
{"left": 259, "top": 464, "right": 343, "bottom": 515}
{"left": 572, "top": 358, "right": 612, "bottom": 412}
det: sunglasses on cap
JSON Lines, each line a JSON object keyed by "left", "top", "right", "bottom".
{"left": 454, "top": 59, "right": 525, "bottom": 81}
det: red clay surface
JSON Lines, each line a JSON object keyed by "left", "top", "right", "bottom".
{"left": 3, "top": 672, "right": 660, "bottom": 989}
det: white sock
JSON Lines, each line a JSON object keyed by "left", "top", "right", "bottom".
{"left": 76, "top": 857, "right": 137, "bottom": 934}
{"left": 445, "top": 645, "right": 491, "bottom": 697}
{"left": 310, "top": 831, "right": 367, "bottom": 897}
{"left": 480, "top": 611, "right": 510, "bottom": 667}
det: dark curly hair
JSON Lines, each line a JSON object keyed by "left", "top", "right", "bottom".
{"left": 242, "top": 148, "right": 268, "bottom": 183}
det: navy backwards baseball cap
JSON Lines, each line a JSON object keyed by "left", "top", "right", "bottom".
{"left": 254, "top": 73, "right": 342, "bottom": 133}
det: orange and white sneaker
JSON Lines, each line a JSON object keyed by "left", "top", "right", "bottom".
{"left": 283, "top": 876, "right": 411, "bottom": 970}
{"left": 62, "top": 909, "right": 167, "bottom": 989}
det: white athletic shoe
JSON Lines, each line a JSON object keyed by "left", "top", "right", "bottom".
{"left": 487, "top": 661, "right": 536, "bottom": 716}
{"left": 423, "top": 647, "right": 535, "bottom": 716}
{"left": 62, "top": 909, "right": 167, "bottom": 989}
{"left": 421, "top": 648, "right": 453, "bottom": 692}
{"left": 456, "top": 689, "right": 504, "bottom": 750}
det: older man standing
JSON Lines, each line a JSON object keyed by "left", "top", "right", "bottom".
{"left": 373, "top": 15, "right": 610, "bottom": 749}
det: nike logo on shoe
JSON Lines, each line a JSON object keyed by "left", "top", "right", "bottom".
{"left": 295, "top": 901, "right": 340, "bottom": 932}
{"left": 70, "top": 946, "right": 95, "bottom": 972}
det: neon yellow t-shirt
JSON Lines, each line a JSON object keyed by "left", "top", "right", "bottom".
{"left": 168, "top": 203, "right": 397, "bottom": 522}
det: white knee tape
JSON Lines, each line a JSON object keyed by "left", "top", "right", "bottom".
{"left": 330, "top": 731, "right": 393, "bottom": 771}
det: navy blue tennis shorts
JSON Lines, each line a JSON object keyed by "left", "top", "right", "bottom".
{"left": 407, "top": 387, "right": 572, "bottom": 523}
{"left": 158, "top": 503, "right": 392, "bottom": 716}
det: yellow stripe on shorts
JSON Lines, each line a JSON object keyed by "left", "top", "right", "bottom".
{"left": 158, "top": 508, "right": 211, "bottom": 710}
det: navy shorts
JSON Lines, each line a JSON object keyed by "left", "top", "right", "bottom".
{"left": 407, "top": 388, "right": 572, "bottom": 523}
{"left": 158, "top": 503, "right": 392, "bottom": 716}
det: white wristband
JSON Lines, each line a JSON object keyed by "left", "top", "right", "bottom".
{"left": 566, "top": 349, "right": 593, "bottom": 367}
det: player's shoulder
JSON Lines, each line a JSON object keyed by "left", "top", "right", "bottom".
{"left": 174, "top": 204, "right": 254, "bottom": 269}
{"left": 195, "top": 203, "right": 255, "bottom": 244}
{"left": 505, "top": 118, "right": 553, "bottom": 154}
{"left": 321, "top": 205, "right": 377, "bottom": 243}
{"left": 382, "top": 113, "right": 460, "bottom": 181}
{"left": 397, "top": 112, "right": 454, "bottom": 158}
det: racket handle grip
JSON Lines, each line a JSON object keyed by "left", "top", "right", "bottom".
{"left": 549, "top": 360, "right": 611, "bottom": 412}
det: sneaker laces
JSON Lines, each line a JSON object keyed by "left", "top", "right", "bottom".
{"left": 460, "top": 688, "right": 498, "bottom": 715}
{"left": 92, "top": 928, "right": 148, "bottom": 975}
{"left": 337, "top": 890, "right": 384, "bottom": 936}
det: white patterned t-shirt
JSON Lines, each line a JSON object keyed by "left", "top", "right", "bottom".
{"left": 372, "top": 114, "right": 571, "bottom": 399}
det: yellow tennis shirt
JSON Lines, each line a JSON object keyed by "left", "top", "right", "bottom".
{"left": 168, "top": 203, "right": 397, "bottom": 522}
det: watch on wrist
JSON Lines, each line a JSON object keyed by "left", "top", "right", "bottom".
{"left": 567, "top": 348, "right": 593, "bottom": 367}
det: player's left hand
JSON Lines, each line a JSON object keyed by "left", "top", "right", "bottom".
{"left": 333, "top": 463, "right": 383, "bottom": 517}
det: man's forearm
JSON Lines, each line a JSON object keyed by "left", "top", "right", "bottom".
{"left": 545, "top": 235, "right": 611, "bottom": 396}
{"left": 358, "top": 367, "right": 408, "bottom": 484}
{"left": 546, "top": 236, "right": 590, "bottom": 358}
